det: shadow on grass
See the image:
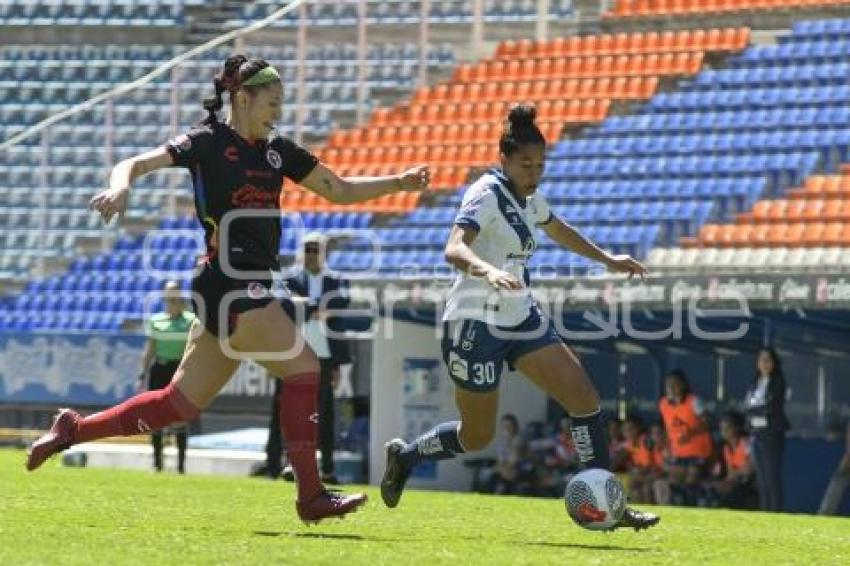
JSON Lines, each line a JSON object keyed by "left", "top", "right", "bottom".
{"left": 522, "top": 541, "right": 652, "bottom": 552}
{"left": 254, "top": 531, "right": 652, "bottom": 552}
{"left": 254, "top": 531, "right": 369, "bottom": 542}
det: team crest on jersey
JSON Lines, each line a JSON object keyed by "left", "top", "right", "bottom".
{"left": 448, "top": 351, "right": 469, "bottom": 381}
{"left": 171, "top": 134, "right": 191, "bottom": 151}
{"left": 266, "top": 148, "right": 282, "bottom": 169}
{"left": 247, "top": 281, "right": 269, "bottom": 300}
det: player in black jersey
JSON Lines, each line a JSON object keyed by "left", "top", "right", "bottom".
{"left": 27, "top": 55, "right": 430, "bottom": 524}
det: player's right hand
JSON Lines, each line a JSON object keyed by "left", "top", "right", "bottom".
{"left": 485, "top": 268, "right": 523, "bottom": 290}
{"left": 89, "top": 186, "right": 130, "bottom": 224}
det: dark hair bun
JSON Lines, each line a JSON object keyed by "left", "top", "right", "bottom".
{"left": 507, "top": 103, "right": 537, "bottom": 128}
{"left": 222, "top": 54, "right": 248, "bottom": 90}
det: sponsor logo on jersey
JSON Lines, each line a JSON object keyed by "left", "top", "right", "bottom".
{"left": 461, "top": 340, "right": 473, "bottom": 351}
{"left": 224, "top": 145, "right": 239, "bottom": 162}
{"left": 231, "top": 184, "right": 279, "bottom": 208}
{"left": 308, "top": 412, "right": 319, "bottom": 424}
{"left": 247, "top": 281, "right": 269, "bottom": 300}
{"left": 266, "top": 148, "right": 282, "bottom": 169}
{"left": 448, "top": 351, "right": 468, "bottom": 381}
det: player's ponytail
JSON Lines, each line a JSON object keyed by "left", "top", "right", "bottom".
{"left": 202, "top": 54, "right": 249, "bottom": 125}
{"left": 500, "top": 103, "right": 546, "bottom": 157}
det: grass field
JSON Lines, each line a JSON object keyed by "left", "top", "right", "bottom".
{"left": 1, "top": 448, "right": 848, "bottom": 565}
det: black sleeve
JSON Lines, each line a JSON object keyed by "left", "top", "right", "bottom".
{"left": 272, "top": 136, "right": 319, "bottom": 183}
{"left": 284, "top": 274, "right": 306, "bottom": 297}
{"left": 163, "top": 126, "right": 215, "bottom": 169}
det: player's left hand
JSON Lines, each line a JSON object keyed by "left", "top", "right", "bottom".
{"left": 90, "top": 186, "right": 130, "bottom": 224}
{"left": 396, "top": 165, "right": 430, "bottom": 192}
{"left": 605, "top": 254, "right": 648, "bottom": 280}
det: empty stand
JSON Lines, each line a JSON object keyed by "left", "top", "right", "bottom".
{"left": 298, "top": 26, "right": 750, "bottom": 211}
{"left": 606, "top": 0, "right": 850, "bottom": 19}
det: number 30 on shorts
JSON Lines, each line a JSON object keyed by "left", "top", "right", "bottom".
{"left": 471, "top": 361, "right": 496, "bottom": 386}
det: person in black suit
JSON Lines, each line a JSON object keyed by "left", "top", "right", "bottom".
{"left": 263, "top": 232, "right": 351, "bottom": 482}
{"left": 744, "top": 347, "right": 790, "bottom": 512}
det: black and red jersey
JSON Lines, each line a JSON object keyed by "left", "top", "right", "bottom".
{"left": 164, "top": 121, "right": 318, "bottom": 270}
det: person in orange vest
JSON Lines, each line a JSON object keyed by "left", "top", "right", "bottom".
{"left": 710, "top": 411, "right": 757, "bottom": 509}
{"left": 622, "top": 414, "right": 658, "bottom": 504}
{"left": 658, "top": 369, "right": 713, "bottom": 505}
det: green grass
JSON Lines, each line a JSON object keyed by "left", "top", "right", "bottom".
{"left": 1, "top": 448, "right": 848, "bottom": 565}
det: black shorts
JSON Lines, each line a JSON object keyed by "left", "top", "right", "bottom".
{"left": 148, "top": 360, "right": 180, "bottom": 390}
{"left": 191, "top": 257, "right": 275, "bottom": 337}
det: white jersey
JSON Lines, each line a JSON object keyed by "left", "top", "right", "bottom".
{"left": 443, "top": 169, "right": 554, "bottom": 327}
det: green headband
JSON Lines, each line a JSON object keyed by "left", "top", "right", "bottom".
{"left": 241, "top": 66, "right": 281, "bottom": 87}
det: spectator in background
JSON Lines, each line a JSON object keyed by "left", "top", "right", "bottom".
{"left": 818, "top": 421, "right": 850, "bottom": 515}
{"left": 649, "top": 422, "right": 672, "bottom": 505}
{"left": 622, "top": 414, "right": 658, "bottom": 504}
{"left": 711, "top": 411, "right": 757, "bottom": 510}
{"left": 536, "top": 416, "right": 579, "bottom": 496}
{"left": 488, "top": 414, "right": 528, "bottom": 495}
{"left": 137, "top": 281, "right": 195, "bottom": 474}
{"left": 744, "top": 347, "right": 789, "bottom": 512}
{"left": 658, "top": 369, "right": 713, "bottom": 505}
{"left": 546, "top": 416, "right": 579, "bottom": 472}
{"left": 608, "top": 417, "right": 629, "bottom": 472}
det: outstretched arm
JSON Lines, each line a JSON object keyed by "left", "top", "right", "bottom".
{"left": 90, "top": 146, "right": 174, "bottom": 224}
{"left": 541, "top": 216, "right": 647, "bottom": 278}
{"left": 299, "top": 163, "right": 429, "bottom": 204}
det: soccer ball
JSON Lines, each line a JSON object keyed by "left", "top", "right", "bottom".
{"left": 564, "top": 468, "right": 626, "bottom": 531}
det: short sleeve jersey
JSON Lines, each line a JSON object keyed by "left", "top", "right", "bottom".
{"left": 443, "top": 169, "right": 554, "bottom": 327}
{"left": 146, "top": 310, "right": 196, "bottom": 361}
{"left": 164, "top": 121, "right": 318, "bottom": 270}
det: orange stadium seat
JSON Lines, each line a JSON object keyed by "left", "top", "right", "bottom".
{"left": 770, "top": 223, "right": 797, "bottom": 247}
{"left": 698, "top": 224, "right": 722, "bottom": 245}
{"left": 822, "top": 222, "right": 845, "bottom": 246}
{"left": 800, "top": 222, "right": 827, "bottom": 247}
{"left": 607, "top": 0, "right": 850, "bottom": 18}
{"left": 822, "top": 199, "right": 849, "bottom": 221}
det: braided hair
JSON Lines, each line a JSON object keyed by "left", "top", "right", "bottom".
{"left": 499, "top": 103, "right": 546, "bottom": 157}
{"left": 201, "top": 55, "right": 273, "bottom": 125}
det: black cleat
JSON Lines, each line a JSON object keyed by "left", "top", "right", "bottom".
{"left": 380, "top": 439, "right": 411, "bottom": 508}
{"left": 612, "top": 507, "right": 661, "bottom": 531}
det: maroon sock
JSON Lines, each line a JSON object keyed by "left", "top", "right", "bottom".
{"left": 279, "top": 372, "right": 322, "bottom": 502}
{"left": 75, "top": 383, "right": 200, "bottom": 443}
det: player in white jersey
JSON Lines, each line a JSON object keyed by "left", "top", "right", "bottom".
{"left": 381, "top": 104, "right": 659, "bottom": 530}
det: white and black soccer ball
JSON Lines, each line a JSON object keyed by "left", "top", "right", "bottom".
{"left": 564, "top": 468, "right": 627, "bottom": 531}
